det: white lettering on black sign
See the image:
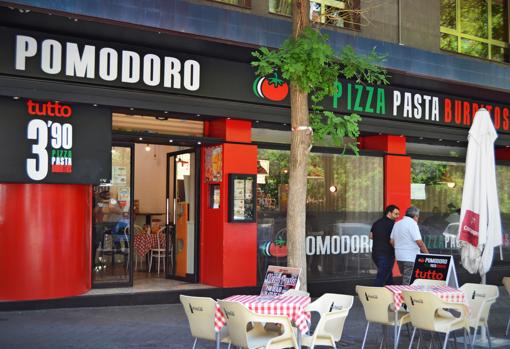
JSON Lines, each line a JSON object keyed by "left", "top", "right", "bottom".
{"left": 15, "top": 35, "right": 200, "bottom": 91}
{"left": 305, "top": 235, "right": 373, "bottom": 255}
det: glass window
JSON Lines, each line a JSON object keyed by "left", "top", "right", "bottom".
{"left": 269, "top": 0, "right": 361, "bottom": 30}
{"left": 440, "top": 0, "right": 509, "bottom": 62}
{"left": 209, "top": 0, "right": 251, "bottom": 8}
{"left": 257, "top": 149, "right": 383, "bottom": 283}
{"left": 93, "top": 146, "right": 132, "bottom": 285}
{"left": 411, "top": 158, "right": 510, "bottom": 267}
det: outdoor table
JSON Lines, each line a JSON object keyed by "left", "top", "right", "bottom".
{"left": 214, "top": 294, "right": 311, "bottom": 349}
{"left": 385, "top": 285, "right": 466, "bottom": 349}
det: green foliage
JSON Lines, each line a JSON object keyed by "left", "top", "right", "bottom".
{"left": 411, "top": 161, "right": 448, "bottom": 185}
{"left": 252, "top": 27, "right": 388, "bottom": 154}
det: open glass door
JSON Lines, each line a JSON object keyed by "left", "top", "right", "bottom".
{"left": 166, "top": 149, "right": 197, "bottom": 280}
{"left": 92, "top": 144, "right": 134, "bottom": 287}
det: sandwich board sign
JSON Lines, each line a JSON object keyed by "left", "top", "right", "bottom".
{"left": 410, "top": 253, "right": 459, "bottom": 288}
{"left": 260, "top": 265, "right": 301, "bottom": 296}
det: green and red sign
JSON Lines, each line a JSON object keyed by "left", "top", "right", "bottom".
{"left": 329, "top": 79, "right": 510, "bottom": 133}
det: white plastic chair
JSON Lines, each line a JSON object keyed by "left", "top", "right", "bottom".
{"left": 402, "top": 290, "right": 470, "bottom": 349}
{"left": 217, "top": 299, "right": 299, "bottom": 349}
{"left": 412, "top": 279, "right": 447, "bottom": 287}
{"left": 180, "top": 295, "right": 230, "bottom": 349}
{"left": 148, "top": 226, "right": 166, "bottom": 275}
{"left": 302, "top": 293, "right": 353, "bottom": 349}
{"left": 503, "top": 277, "right": 510, "bottom": 336}
{"left": 460, "top": 283, "right": 499, "bottom": 347}
{"left": 356, "top": 285, "right": 410, "bottom": 349}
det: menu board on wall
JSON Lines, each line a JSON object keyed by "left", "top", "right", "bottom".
{"left": 0, "top": 97, "right": 111, "bottom": 184}
{"left": 228, "top": 173, "right": 256, "bottom": 222}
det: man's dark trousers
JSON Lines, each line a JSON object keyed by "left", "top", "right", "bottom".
{"left": 373, "top": 254, "right": 394, "bottom": 286}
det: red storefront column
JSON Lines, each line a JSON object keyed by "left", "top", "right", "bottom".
{"left": 360, "top": 135, "right": 411, "bottom": 277}
{"left": 0, "top": 183, "right": 92, "bottom": 300}
{"left": 200, "top": 119, "right": 258, "bottom": 287}
{"left": 359, "top": 135, "right": 410, "bottom": 210}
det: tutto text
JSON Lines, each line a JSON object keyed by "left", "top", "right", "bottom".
{"left": 27, "top": 100, "right": 72, "bottom": 118}
{"left": 15, "top": 35, "right": 200, "bottom": 91}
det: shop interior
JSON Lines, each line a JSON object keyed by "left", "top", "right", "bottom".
{"left": 92, "top": 112, "right": 202, "bottom": 289}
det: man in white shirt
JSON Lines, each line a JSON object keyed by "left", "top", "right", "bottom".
{"left": 390, "top": 206, "right": 429, "bottom": 284}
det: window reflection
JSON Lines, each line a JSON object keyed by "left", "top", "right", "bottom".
{"left": 257, "top": 149, "right": 383, "bottom": 283}
{"left": 210, "top": 0, "right": 251, "bottom": 8}
{"left": 440, "top": 0, "right": 508, "bottom": 62}
{"left": 269, "top": 0, "right": 361, "bottom": 30}
{"left": 411, "top": 159, "right": 510, "bottom": 266}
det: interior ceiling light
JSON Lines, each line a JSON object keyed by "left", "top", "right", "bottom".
{"left": 145, "top": 144, "right": 151, "bottom": 152}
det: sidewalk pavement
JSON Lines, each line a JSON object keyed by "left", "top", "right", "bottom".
{"left": 0, "top": 287, "right": 509, "bottom": 349}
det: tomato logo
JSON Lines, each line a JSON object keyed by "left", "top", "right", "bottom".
{"left": 253, "top": 73, "right": 289, "bottom": 101}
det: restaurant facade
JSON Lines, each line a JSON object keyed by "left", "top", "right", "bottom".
{"left": 1, "top": 0, "right": 510, "bottom": 302}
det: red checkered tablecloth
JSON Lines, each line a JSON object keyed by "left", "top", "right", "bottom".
{"left": 214, "top": 295, "right": 311, "bottom": 333}
{"left": 133, "top": 233, "right": 166, "bottom": 257}
{"left": 385, "top": 285, "right": 465, "bottom": 310}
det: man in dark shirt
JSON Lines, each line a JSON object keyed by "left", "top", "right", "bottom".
{"left": 370, "top": 204, "right": 400, "bottom": 286}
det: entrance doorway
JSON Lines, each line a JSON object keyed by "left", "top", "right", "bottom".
{"left": 92, "top": 142, "right": 199, "bottom": 288}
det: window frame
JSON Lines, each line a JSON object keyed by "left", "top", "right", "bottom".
{"left": 440, "top": 0, "right": 509, "bottom": 62}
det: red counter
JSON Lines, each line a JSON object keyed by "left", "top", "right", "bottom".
{"left": 0, "top": 183, "right": 92, "bottom": 300}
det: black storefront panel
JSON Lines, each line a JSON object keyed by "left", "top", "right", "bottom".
{"left": 1, "top": 26, "right": 510, "bottom": 137}
{"left": 0, "top": 96, "right": 111, "bottom": 184}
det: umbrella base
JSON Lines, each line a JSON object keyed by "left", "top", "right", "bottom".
{"left": 454, "top": 336, "right": 510, "bottom": 348}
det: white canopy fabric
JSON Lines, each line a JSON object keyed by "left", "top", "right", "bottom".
{"left": 458, "top": 108, "right": 502, "bottom": 276}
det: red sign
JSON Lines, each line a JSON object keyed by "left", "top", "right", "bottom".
{"left": 459, "top": 209, "right": 480, "bottom": 247}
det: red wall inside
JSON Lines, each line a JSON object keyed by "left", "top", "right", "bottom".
{"left": 200, "top": 120, "right": 257, "bottom": 287}
{"left": 0, "top": 183, "right": 92, "bottom": 300}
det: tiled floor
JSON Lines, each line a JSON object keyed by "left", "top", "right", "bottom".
{"left": 85, "top": 271, "right": 214, "bottom": 296}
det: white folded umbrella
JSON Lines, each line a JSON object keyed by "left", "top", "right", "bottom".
{"left": 458, "top": 108, "right": 502, "bottom": 276}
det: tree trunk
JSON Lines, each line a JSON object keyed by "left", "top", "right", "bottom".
{"left": 287, "top": 0, "right": 311, "bottom": 290}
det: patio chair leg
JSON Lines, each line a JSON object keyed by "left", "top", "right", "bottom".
{"left": 192, "top": 338, "right": 197, "bottom": 349}
{"left": 506, "top": 317, "right": 510, "bottom": 336}
{"left": 361, "top": 322, "right": 370, "bottom": 349}
{"left": 396, "top": 325, "right": 403, "bottom": 347}
{"left": 380, "top": 325, "right": 386, "bottom": 349}
{"left": 418, "top": 330, "right": 423, "bottom": 349}
{"left": 408, "top": 327, "right": 417, "bottom": 349}
{"left": 463, "top": 329, "right": 468, "bottom": 349}
{"left": 442, "top": 332, "right": 450, "bottom": 349}
{"left": 453, "top": 330, "right": 458, "bottom": 349}
{"left": 485, "top": 325, "right": 492, "bottom": 349}
{"left": 471, "top": 326, "right": 478, "bottom": 348}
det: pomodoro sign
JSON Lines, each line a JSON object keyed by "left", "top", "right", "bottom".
{"left": 2, "top": 27, "right": 510, "bottom": 133}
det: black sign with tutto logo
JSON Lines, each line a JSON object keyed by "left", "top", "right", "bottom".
{"left": 410, "top": 253, "right": 458, "bottom": 287}
{"left": 0, "top": 97, "right": 111, "bottom": 184}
